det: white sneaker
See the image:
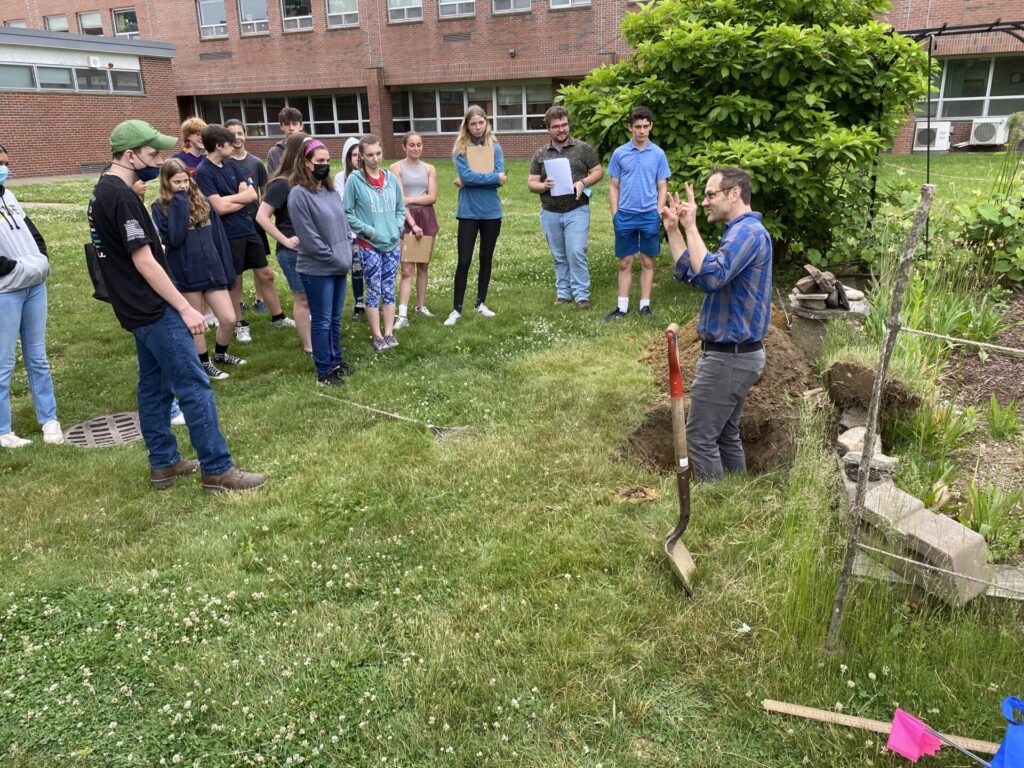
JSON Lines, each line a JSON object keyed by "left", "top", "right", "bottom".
{"left": 271, "top": 316, "right": 296, "bottom": 329}
{"left": 1, "top": 432, "right": 31, "bottom": 449}
{"left": 171, "top": 411, "right": 187, "bottom": 427}
{"left": 234, "top": 323, "right": 252, "bottom": 343}
{"left": 444, "top": 310, "right": 461, "bottom": 327}
{"left": 41, "top": 420, "right": 64, "bottom": 445}
{"left": 205, "top": 313, "right": 218, "bottom": 328}
{"left": 414, "top": 306, "right": 433, "bottom": 318}
{"left": 476, "top": 303, "right": 496, "bottom": 318}
{"left": 394, "top": 315, "right": 409, "bottom": 330}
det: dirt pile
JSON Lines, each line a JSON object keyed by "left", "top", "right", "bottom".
{"left": 625, "top": 312, "right": 817, "bottom": 472}
{"left": 824, "top": 361, "right": 920, "bottom": 416}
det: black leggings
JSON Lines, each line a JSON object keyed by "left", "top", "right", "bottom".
{"left": 454, "top": 218, "right": 502, "bottom": 313}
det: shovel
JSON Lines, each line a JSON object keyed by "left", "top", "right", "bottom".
{"left": 665, "top": 323, "right": 696, "bottom": 595}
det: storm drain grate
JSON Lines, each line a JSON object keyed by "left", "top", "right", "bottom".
{"left": 64, "top": 412, "right": 143, "bottom": 448}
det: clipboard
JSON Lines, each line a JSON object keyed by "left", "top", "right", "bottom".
{"left": 466, "top": 145, "right": 494, "bottom": 174}
{"left": 401, "top": 234, "right": 434, "bottom": 264}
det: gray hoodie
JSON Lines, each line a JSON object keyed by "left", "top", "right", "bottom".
{"left": 287, "top": 183, "right": 353, "bottom": 276}
{"left": 0, "top": 188, "right": 49, "bottom": 294}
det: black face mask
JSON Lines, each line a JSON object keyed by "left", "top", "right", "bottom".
{"left": 312, "top": 164, "right": 330, "bottom": 182}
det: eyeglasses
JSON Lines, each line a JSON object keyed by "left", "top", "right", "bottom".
{"left": 703, "top": 186, "right": 735, "bottom": 200}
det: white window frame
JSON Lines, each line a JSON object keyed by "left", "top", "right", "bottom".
{"left": 78, "top": 10, "right": 104, "bottom": 35}
{"left": 392, "top": 81, "right": 552, "bottom": 135}
{"left": 326, "top": 0, "right": 358, "bottom": 27}
{"left": 4, "top": 20, "right": 28, "bottom": 27}
{"left": 237, "top": 0, "right": 270, "bottom": 34}
{"left": 198, "top": 92, "right": 370, "bottom": 136}
{"left": 931, "top": 56, "right": 1024, "bottom": 119}
{"left": 0, "top": 62, "right": 143, "bottom": 94}
{"left": 388, "top": 0, "right": 423, "bottom": 22}
{"left": 438, "top": 0, "right": 474, "bottom": 18}
{"left": 44, "top": 15, "right": 69, "bottom": 32}
{"left": 112, "top": 8, "right": 139, "bottom": 38}
{"left": 281, "top": 0, "right": 314, "bottom": 30}
{"left": 492, "top": 0, "right": 529, "bottom": 12}
{"left": 549, "top": 0, "right": 589, "bottom": 7}
{"left": 197, "top": 0, "right": 228, "bottom": 38}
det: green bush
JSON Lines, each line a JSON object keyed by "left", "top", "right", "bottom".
{"left": 956, "top": 481, "right": 1024, "bottom": 562}
{"left": 560, "top": 0, "right": 929, "bottom": 266}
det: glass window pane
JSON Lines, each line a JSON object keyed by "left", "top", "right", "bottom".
{"left": 282, "top": 0, "right": 312, "bottom": 17}
{"left": 467, "top": 86, "right": 492, "bottom": 113}
{"left": 411, "top": 90, "right": 437, "bottom": 118}
{"left": 78, "top": 11, "right": 103, "bottom": 34}
{"left": 496, "top": 85, "right": 523, "bottom": 115}
{"left": 389, "top": 0, "right": 422, "bottom": 21}
{"left": 0, "top": 64, "right": 34, "bottom": 89}
{"left": 4, "top": 20, "right": 28, "bottom": 27}
{"left": 45, "top": 15, "right": 68, "bottom": 31}
{"left": 990, "top": 57, "right": 1024, "bottom": 98}
{"left": 76, "top": 69, "right": 109, "bottom": 91}
{"left": 198, "top": 0, "right": 227, "bottom": 36}
{"left": 37, "top": 66, "right": 75, "bottom": 90}
{"left": 113, "top": 9, "right": 139, "bottom": 34}
{"left": 336, "top": 93, "right": 358, "bottom": 120}
{"left": 495, "top": 116, "right": 522, "bottom": 132}
{"left": 943, "top": 59, "right": 990, "bottom": 99}
{"left": 359, "top": 92, "right": 369, "bottom": 130}
{"left": 988, "top": 97, "right": 1024, "bottom": 116}
{"left": 219, "top": 98, "right": 243, "bottom": 123}
{"left": 940, "top": 99, "right": 985, "bottom": 118}
{"left": 327, "top": 0, "right": 358, "bottom": 25}
{"left": 111, "top": 70, "right": 143, "bottom": 92}
{"left": 197, "top": 98, "right": 221, "bottom": 123}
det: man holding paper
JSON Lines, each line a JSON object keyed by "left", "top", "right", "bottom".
{"left": 528, "top": 106, "right": 603, "bottom": 309}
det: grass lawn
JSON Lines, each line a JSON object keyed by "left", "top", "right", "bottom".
{"left": 1, "top": 156, "right": 1019, "bottom": 766}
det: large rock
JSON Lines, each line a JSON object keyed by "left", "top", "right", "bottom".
{"left": 837, "top": 426, "right": 882, "bottom": 456}
{"left": 838, "top": 405, "right": 868, "bottom": 431}
{"left": 862, "top": 480, "right": 922, "bottom": 532}
{"left": 843, "top": 451, "right": 899, "bottom": 481}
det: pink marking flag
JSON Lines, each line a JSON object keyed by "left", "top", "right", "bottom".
{"left": 887, "top": 709, "right": 944, "bottom": 762}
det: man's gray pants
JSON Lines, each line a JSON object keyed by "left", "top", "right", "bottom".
{"left": 685, "top": 348, "right": 766, "bottom": 480}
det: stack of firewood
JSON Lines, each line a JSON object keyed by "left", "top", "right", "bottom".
{"left": 790, "top": 264, "right": 864, "bottom": 311}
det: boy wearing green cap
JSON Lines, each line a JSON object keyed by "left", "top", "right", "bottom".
{"left": 87, "top": 120, "right": 266, "bottom": 494}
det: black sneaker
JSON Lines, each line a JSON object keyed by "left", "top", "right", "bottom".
{"left": 602, "top": 308, "right": 629, "bottom": 322}
{"left": 334, "top": 362, "right": 355, "bottom": 378}
{"left": 317, "top": 369, "right": 345, "bottom": 387}
{"left": 202, "top": 360, "right": 229, "bottom": 380}
{"left": 352, "top": 304, "right": 365, "bottom": 320}
{"left": 639, "top": 305, "right": 653, "bottom": 317}
{"left": 214, "top": 352, "right": 247, "bottom": 366}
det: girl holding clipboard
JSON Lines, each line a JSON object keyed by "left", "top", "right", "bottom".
{"left": 390, "top": 132, "right": 438, "bottom": 328}
{"left": 444, "top": 106, "right": 506, "bottom": 327}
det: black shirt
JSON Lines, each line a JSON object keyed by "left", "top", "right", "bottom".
{"left": 262, "top": 178, "right": 295, "bottom": 240}
{"left": 195, "top": 158, "right": 257, "bottom": 240}
{"left": 87, "top": 174, "right": 168, "bottom": 330}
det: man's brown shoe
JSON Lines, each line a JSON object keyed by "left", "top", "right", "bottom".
{"left": 577, "top": 300, "right": 591, "bottom": 310}
{"left": 202, "top": 467, "right": 267, "bottom": 494}
{"left": 151, "top": 458, "right": 200, "bottom": 490}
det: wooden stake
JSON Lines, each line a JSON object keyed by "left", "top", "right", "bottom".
{"left": 825, "top": 184, "right": 936, "bottom": 651}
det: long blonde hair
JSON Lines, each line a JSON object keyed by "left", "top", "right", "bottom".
{"left": 452, "top": 105, "right": 495, "bottom": 158}
{"left": 157, "top": 158, "right": 210, "bottom": 228}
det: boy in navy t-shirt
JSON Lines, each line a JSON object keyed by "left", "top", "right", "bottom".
{"left": 195, "top": 124, "right": 293, "bottom": 343}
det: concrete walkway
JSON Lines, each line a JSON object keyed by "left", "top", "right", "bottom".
{"left": 7, "top": 172, "right": 99, "bottom": 185}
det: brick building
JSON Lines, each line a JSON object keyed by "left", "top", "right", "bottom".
{"left": 0, "top": 0, "right": 1020, "bottom": 166}
{"left": 0, "top": 27, "right": 177, "bottom": 175}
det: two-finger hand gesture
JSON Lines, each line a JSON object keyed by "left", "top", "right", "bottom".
{"left": 679, "top": 182, "right": 698, "bottom": 229}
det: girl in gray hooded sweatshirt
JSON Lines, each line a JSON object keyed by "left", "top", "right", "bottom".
{"left": 0, "top": 145, "right": 63, "bottom": 448}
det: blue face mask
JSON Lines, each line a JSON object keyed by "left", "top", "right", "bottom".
{"left": 0, "top": 166, "right": 9, "bottom": 186}
{"left": 129, "top": 152, "right": 159, "bottom": 182}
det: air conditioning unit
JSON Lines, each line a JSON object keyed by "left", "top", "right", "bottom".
{"left": 970, "top": 117, "right": 1009, "bottom": 146}
{"left": 912, "top": 121, "right": 951, "bottom": 152}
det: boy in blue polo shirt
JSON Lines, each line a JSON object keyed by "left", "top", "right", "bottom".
{"left": 604, "top": 106, "right": 670, "bottom": 321}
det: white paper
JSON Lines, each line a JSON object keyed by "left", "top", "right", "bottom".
{"left": 543, "top": 157, "right": 574, "bottom": 196}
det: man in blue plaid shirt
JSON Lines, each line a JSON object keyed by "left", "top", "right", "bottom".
{"left": 661, "top": 167, "right": 772, "bottom": 480}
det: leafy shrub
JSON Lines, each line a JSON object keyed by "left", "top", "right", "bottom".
{"left": 952, "top": 194, "right": 1024, "bottom": 285}
{"left": 956, "top": 481, "right": 1024, "bottom": 562}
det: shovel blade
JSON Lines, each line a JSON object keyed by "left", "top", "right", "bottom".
{"left": 664, "top": 538, "right": 695, "bottom": 596}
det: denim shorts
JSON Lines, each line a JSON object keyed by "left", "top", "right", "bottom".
{"left": 275, "top": 246, "right": 305, "bottom": 293}
{"left": 613, "top": 209, "right": 662, "bottom": 258}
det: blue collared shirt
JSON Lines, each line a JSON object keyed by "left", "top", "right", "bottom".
{"left": 673, "top": 211, "right": 773, "bottom": 344}
{"left": 607, "top": 140, "right": 670, "bottom": 213}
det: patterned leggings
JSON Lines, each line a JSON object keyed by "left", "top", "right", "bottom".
{"left": 359, "top": 244, "right": 400, "bottom": 308}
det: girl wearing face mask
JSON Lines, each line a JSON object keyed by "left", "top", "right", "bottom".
{"left": 343, "top": 135, "right": 406, "bottom": 352}
{"left": 151, "top": 158, "right": 241, "bottom": 381}
{"left": 445, "top": 106, "right": 506, "bottom": 327}
{"left": 335, "top": 138, "right": 365, "bottom": 320}
{"left": 287, "top": 140, "right": 353, "bottom": 386}
{"left": 390, "top": 132, "right": 438, "bottom": 328}
{"left": 0, "top": 144, "right": 64, "bottom": 448}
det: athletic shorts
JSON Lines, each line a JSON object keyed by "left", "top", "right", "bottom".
{"left": 229, "top": 234, "right": 270, "bottom": 274}
{"left": 613, "top": 209, "right": 661, "bottom": 258}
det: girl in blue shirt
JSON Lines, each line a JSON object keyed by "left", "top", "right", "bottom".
{"left": 445, "top": 106, "right": 506, "bottom": 326}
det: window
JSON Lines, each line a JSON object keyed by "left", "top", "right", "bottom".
{"left": 549, "top": 0, "right": 588, "bottom": 6}
{"left": 197, "top": 0, "right": 228, "bottom": 38}
{"left": 326, "top": 0, "right": 358, "bottom": 27}
{"left": 4, "top": 20, "right": 27, "bottom": 27}
{"left": 238, "top": 0, "right": 269, "bottom": 33}
{"left": 930, "top": 56, "right": 1024, "bottom": 119}
{"left": 493, "top": 0, "right": 529, "bottom": 11}
{"left": 37, "top": 66, "right": 75, "bottom": 90}
{"left": 439, "top": 0, "right": 474, "bottom": 17}
{"left": 388, "top": 0, "right": 422, "bottom": 22}
{"left": 78, "top": 11, "right": 104, "bottom": 34}
{"left": 198, "top": 92, "right": 370, "bottom": 136}
{"left": 111, "top": 70, "right": 143, "bottom": 92}
{"left": 44, "top": 15, "right": 69, "bottom": 32}
{"left": 75, "top": 68, "right": 109, "bottom": 91}
{"left": 391, "top": 82, "right": 552, "bottom": 134}
{"left": 0, "top": 64, "right": 35, "bottom": 90}
{"left": 281, "top": 0, "right": 313, "bottom": 30}
{"left": 112, "top": 8, "right": 139, "bottom": 37}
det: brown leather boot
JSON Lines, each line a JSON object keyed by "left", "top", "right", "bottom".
{"left": 150, "top": 458, "right": 200, "bottom": 490}
{"left": 201, "top": 467, "right": 267, "bottom": 494}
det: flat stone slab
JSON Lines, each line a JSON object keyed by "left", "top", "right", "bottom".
{"left": 792, "top": 299, "right": 828, "bottom": 310}
{"left": 862, "top": 480, "right": 922, "bottom": 532}
{"left": 843, "top": 451, "right": 899, "bottom": 481}
{"left": 790, "top": 292, "right": 831, "bottom": 300}
{"left": 889, "top": 509, "right": 990, "bottom": 606}
{"left": 989, "top": 565, "right": 1024, "bottom": 601}
{"left": 837, "top": 426, "right": 882, "bottom": 456}
{"left": 790, "top": 300, "right": 869, "bottom": 320}
{"left": 843, "top": 287, "right": 865, "bottom": 301}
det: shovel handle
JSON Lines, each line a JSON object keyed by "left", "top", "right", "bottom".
{"left": 665, "top": 324, "right": 688, "bottom": 464}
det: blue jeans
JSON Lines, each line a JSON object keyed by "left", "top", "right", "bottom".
{"left": 540, "top": 207, "right": 591, "bottom": 302}
{"left": 300, "top": 273, "right": 346, "bottom": 376}
{"left": 131, "top": 306, "right": 232, "bottom": 475}
{"left": 0, "top": 282, "right": 57, "bottom": 434}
